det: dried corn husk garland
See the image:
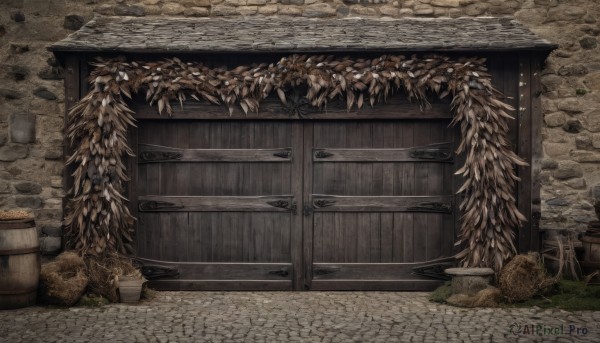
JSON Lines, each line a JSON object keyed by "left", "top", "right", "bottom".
{"left": 65, "top": 54, "right": 525, "bottom": 271}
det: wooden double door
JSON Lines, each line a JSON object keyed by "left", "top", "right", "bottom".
{"left": 134, "top": 119, "right": 457, "bottom": 291}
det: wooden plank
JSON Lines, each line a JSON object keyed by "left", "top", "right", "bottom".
{"left": 518, "top": 54, "right": 533, "bottom": 253}
{"left": 138, "top": 195, "right": 295, "bottom": 212}
{"left": 148, "top": 280, "right": 292, "bottom": 291}
{"left": 290, "top": 122, "right": 304, "bottom": 290}
{"left": 311, "top": 195, "right": 454, "bottom": 212}
{"left": 413, "top": 124, "right": 429, "bottom": 262}
{"left": 312, "top": 143, "right": 454, "bottom": 163}
{"left": 530, "top": 53, "right": 543, "bottom": 252}
{"left": 302, "top": 122, "right": 314, "bottom": 290}
{"left": 63, "top": 56, "right": 80, "bottom": 213}
{"left": 312, "top": 262, "right": 449, "bottom": 280}
{"left": 131, "top": 96, "right": 452, "bottom": 120}
{"left": 138, "top": 144, "right": 292, "bottom": 163}
{"left": 310, "top": 280, "right": 442, "bottom": 291}
{"left": 134, "top": 258, "right": 293, "bottom": 280}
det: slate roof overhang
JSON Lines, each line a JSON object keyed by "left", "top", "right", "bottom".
{"left": 49, "top": 15, "right": 557, "bottom": 57}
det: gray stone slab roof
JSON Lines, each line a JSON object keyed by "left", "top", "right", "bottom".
{"left": 49, "top": 16, "right": 556, "bottom": 54}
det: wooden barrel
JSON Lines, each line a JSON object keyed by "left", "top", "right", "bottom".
{"left": 0, "top": 218, "right": 40, "bottom": 310}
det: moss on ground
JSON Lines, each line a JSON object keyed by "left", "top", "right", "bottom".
{"left": 510, "top": 280, "right": 600, "bottom": 311}
{"left": 429, "top": 280, "right": 600, "bottom": 311}
{"left": 429, "top": 282, "right": 453, "bottom": 303}
{"left": 77, "top": 294, "right": 109, "bottom": 307}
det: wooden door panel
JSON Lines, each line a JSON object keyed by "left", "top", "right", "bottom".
{"left": 307, "top": 120, "right": 456, "bottom": 290}
{"left": 135, "top": 120, "right": 298, "bottom": 290}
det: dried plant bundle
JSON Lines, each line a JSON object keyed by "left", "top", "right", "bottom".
{"left": 65, "top": 54, "right": 526, "bottom": 271}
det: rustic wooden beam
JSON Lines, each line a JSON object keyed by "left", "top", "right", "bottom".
{"left": 138, "top": 144, "right": 293, "bottom": 163}
{"left": 312, "top": 142, "right": 454, "bottom": 163}
{"left": 310, "top": 195, "right": 454, "bottom": 213}
{"left": 138, "top": 195, "right": 296, "bottom": 212}
{"left": 517, "top": 53, "right": 533, "bottom": 253}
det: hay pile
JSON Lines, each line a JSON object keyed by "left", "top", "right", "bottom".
{"left": 498, "top": 252, "right": 556, "bottom": 302}
{"left": 85, "top": 253, "right": 143, "bottom": 302}
{"left": 39, "top": 251, "right": 144, "bottom": 305}
{"left": 39, "top": 252, "right": 89, "bottom": 306}
{"left": 446, "top": 286, "right": 502, "bottom": 308}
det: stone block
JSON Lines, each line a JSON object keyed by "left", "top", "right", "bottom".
{"left": 38, "top": 67, "right": 64, "bottom": 80}
{"left": 0, "top": 181, "right": 11, "bottom": 194}
{"left": 553, "top": 160, "right": 583, "bottom": 180}
{"left": 15, "top": 195, "right": 43, "bottom": 208}
{"left": 14, "top": 181, "right": 42, "bottom": 195}
{"left": 592, "top": 133, "right": 600, "bottom": 149}
{"left": 556, "top": 98, "right": 584, "bottom": 114}
{"left": 144, "top": 5, "right": 162, "bottom": 15}
{"left": 580, "top": 36, "right": 598, "bottom": 50}
{"left": 33, "top": 87, "right": 57, "bottom": 101}
{"left": 40, "top": 237, "right": 61, "bottom": 255}
{"left": 63, "top": 15, "right": 85, "bottom": 31}
{"left": 380, "top": 5, "right": 399, "bottom": 16}
{"left": 247, "top": 0, "right": 267, "bottom": 4}
{"left": 583, "top": 109, "right": 600, "bottom": 132}
{"left": 51, "top": 176, "right": 62, "bottom": 189}
{"left": 0, "top": 144, "right": 28, "bottom": 162}
{"left": 571, "top": 150, "right": 600, "bottom": 163}
{"left": 351, "top": 6, "right": 378, "bottom": 16}
{"left": 336, "top": 5, "right": 350, "bottom": 16}
{"left": 258, "top": 5, "right": 278, "bottom": 14}
{"left": 541, "top": 74, "right": 563, "bottom": 91}
{"left": 278, "top": 5, "right": 303, "bottom": 15}
{"left": 430, "top": 0, "right": 459, "bottom": 7}
{"left": 0, "top": 132, "right": 7, "bottom": 147}
{"left": 211, "top": 5, "right": 237, "bottom": 15}
{"left": 10, "top": 10, "right": 25, "bottom": 22}
{"left": 224, "top": 0, "right": 246, "bottom": 5}
{"left": 547, "top": 5, "right": 586, "bottom": 22}
{"left": 258, "top": 5, "right": 277, "bottom": 15}
{"left": 10, "top": 113, "right": 36, "bottom": 144}
{"left": 565, "top": 177, "right": 586, "bottom": 189}
{"left": 162, "top": 2, "right": 186, "bottom": 14}
{"left": 543, "top": 112, "right": 566, "bottom": 127}
{"left": 180, "top": 0, "right": 211, "bottom": 5}
{"left": 303, "top": 4, "right": 336, "bottom": 17}
{"left": 575, "top": 134, "right": 591, "bottom": 149}
{"left": 562, "top": 119, "right": 584, "bottom": 133}
{"left": 414, "top": 4, "right": 433, "bottom": 15}
{"left": 540, "top": 159, "right": 558, "bottom": 170}
{"left": 464, "top": 3, "right": 487, "bottom": 16}
{"left": 557, "top": 64, "right": 588, "bottom": 77}
{"left": 184, "top": 6, "right": 210, "bottom": 16}
{"left": 9, "top": 43, "right": 29, "bottom": 54}
{"left": 114, "top": 5, "right": 145, "bottom": 16}
{"left": 41, "top": 223, "right": 63, "bottom": 237}
{"left": 546, "top": 198, "right": 570, "bottom": 206}
{"left": 0, "top": 88, "right": 24, "bottom": 100}
{"left": 592, "top": 185, "right": 600, "bottom": 201}
{"left": 236, "top": 5, "right": 258, "bottom": 15}
{"left": 543, "top": 142, "right": 570, "bottom": 158}
{"left": 6, "top": 65, "right": 28, "bottom": 81}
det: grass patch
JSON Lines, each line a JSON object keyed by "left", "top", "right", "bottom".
{"left": 429, "top": 282, "right": 452, "bottom": 303}
{"left": 77, "top": 294, "right": 109, "bottom": 307}
{"left": 510, "top": 280, "right": 600, "bottom": 311}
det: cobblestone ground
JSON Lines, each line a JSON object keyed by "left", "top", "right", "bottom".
{"left": 1, "top": 292, "right": 599, "bottom": 343}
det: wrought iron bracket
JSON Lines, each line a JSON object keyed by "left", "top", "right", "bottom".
{"left": 139, "top": 150, "right": 183, "bottom": 163}
{"left": 139, "top": 200, "right": 185, "bottom": 211}
{"left": 314, "top": 151, "right": 334, "bottom": 159}
{"left": 408, "top": 148, "right": 451, "bottom": 161}
{"left": 268, "top": 267, "right": 290, "bottom": 278}
{"left": 313, "top": 199, "right": 336, "bottom": 208}
{"left": 406, "top": 202, "right": 452, "bottom": 214}
{"left": 273, "top": 150, "right": 292, "bottom": 159}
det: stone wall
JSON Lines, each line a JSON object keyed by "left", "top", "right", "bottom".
{"left": 0, "top": 0, "right": 598, "bottom": 254}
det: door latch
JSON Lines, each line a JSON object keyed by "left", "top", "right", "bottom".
{"left": 303, "top": 204, "right": 313, "bottom": 217}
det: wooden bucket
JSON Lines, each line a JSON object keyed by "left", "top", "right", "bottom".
{"left": 0, "top": 218, "right": 40, "bottom": 310}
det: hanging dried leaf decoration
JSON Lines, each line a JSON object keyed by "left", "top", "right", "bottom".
{"left": 65, "top": 54, "right": 526, "bottom": 272}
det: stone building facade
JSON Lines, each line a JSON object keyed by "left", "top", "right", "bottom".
{"left": 0, "top": 0, "right": 598, "bottom": 254}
